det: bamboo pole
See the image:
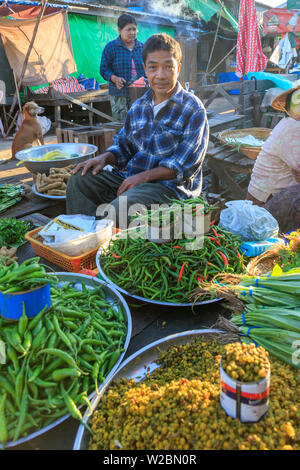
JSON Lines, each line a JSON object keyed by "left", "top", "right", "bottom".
{"left": 6, "top": 0, "right": 47, "bottom": 136}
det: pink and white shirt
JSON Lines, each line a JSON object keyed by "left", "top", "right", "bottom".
{"left": 248, "top": 117, "right": 300, "bottom": 202}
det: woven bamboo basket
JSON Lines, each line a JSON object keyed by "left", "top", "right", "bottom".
{"left": 218, "top": 128, "right": 272, "bottom": 160}
{"left": 246, "top": 244, "right": 285, "bottom": 277}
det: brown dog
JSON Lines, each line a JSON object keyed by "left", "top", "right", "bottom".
{"left": 11, "top": 101, "right": 45, "bottom": 159}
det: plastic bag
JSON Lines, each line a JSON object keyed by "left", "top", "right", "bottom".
{"left": 43, "top": 219, "right": 113, "bottom": 256}
{"left": 219, "top": 200, "right": 279, "bottom": 241}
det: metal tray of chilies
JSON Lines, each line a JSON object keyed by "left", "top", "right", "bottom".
{"left": 1, "top": 272, "right": 132, "bottom": 449}
{"left": 73, "top": 328, "right": 224, "bottom": 450}
{"left": 96, "top": 248, "right": 221, "bottom": 307}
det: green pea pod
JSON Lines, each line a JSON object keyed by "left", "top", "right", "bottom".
{"left": 18, "top": 303, "right": 28, "bottom": 339}
{"left": 52, "top": 368, "right": 81, "bottom": 382}
{"left": 0, "top": 393, "right": 8, "bottom": 446}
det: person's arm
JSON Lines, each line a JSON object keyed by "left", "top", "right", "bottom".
{"left": 105, "top": 112, "right": 135, "bottom": 169}
{"left": 117, "top": 167, "right": 177, "bottom": 196}
{"left": 100, "top": 42, "right": 126, "bottom": 89}
{"left": 100, "top": 43, "right": 114, "bottom": 83}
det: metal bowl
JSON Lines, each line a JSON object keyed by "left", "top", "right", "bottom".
{"left": 2, "top": 272, "right": 132, "bottom": 449}
{"left": 15, "top": 143, "right": 98, "bottom": 174}
{"left": 96, "top": 248, "right": 221, "bottom": 307}
{"left": 73, "top": 328, "right": 224, "bottom": 450}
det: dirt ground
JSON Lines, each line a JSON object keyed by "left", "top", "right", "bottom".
{"left": 0, "top": 133, "right": 58, "bottom": 163}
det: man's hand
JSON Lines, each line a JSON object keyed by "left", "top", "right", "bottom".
{"left": 72, "top": 153, "right": 115, "bottom": 176}
{"left": 292, "top": 168, "right": 300, "bottom": 183}
{"left": 117, "top": 173, "right": 149, "bottom": 196}
{"left": 111, "top": 75, "right": 126, "bottom": 90}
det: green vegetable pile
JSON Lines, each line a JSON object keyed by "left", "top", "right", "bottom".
{"left": 0, "top": 185, "right": 23, "bottom": 214}
{"left": 0, "top": 257, "right": 57, "bottom": 294}
{"left": 223, "top": 268, "right": 300, "bottom": 367}
{"left": 100, "top": 224, "right": 245, "bottom": 303}
{"left": 0, "top": 279, "right": 127, "bottom": 447}
{"left": 0, "top": 218, "right": 31, "bottom": 249}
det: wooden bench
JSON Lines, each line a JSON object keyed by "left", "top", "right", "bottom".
{"left": 206, "top": 142, "right": 254, "bottom": 200}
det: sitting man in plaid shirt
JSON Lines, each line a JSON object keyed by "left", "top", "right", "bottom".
{"left": 66, "top": 34, "right": 209, "bottom": 228}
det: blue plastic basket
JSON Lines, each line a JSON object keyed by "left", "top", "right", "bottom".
{"left": 217, "top": 72, "right": 248, "bottom": 95}
{"left": 0, "top": 283, "right": 51, "bottom": 320}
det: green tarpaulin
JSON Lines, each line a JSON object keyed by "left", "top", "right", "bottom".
{"left": 184, "top": 0, "right": 238, "bottom": 32}
{"left": 68, "top": 13, "right": 175, "bottom": 83}
{"left": 287, "top": 0, "right": 300, "bottom": 9}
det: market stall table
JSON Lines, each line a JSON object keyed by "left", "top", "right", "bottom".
{"left": 7, "top": 213, "right": 227, "bottom": 450}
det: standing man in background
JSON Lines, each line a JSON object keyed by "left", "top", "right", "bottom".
{"left": 100, "top": 13, "right": 145, "bottom": 121}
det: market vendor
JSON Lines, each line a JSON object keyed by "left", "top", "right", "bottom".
{"left": 100, "top": 13, "right": 145, "bottom": 121}
{"left": 66, "top": 33, "right": 209, "bottom": 229}
{"left": 246, "top": 83, "right": 300, "bottom": 232}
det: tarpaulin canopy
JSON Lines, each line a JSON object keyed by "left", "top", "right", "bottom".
{"left": 184, "top": 0, "right": 238, "bottom": 32}
{"left": 0, "top": 0, "right": 66, "bottom": 18}
{"left": 287, "top": 0, "right": 300, "bottom": 8}
{"left": 264, "top": 8, "right": 300, "bottom": 35}
{"left": 0, "top": 6, "right": 76, "bottom": 86}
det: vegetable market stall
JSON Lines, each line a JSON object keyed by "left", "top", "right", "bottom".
{"left": 1, "top": 211, "right": 299, "bottom": 450}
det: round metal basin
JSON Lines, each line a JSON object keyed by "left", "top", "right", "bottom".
{"left": 15, "top": 143, "right": 98, "bottom": 174}
{"left": 73, "top": 328, "right": 224, "bottom": 450}
{"left": 1, "top": 272, "right": 132, "bottom": 449}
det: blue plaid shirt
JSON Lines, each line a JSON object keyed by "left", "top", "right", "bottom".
{"left": 106, "top": 82, "right": 209, "bottom": 199}
{"left": 100, "top": 36, "right": 145, "bottom": 98}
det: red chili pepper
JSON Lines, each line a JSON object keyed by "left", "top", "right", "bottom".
{"left": 209, "top": 220, "right": 215, "bottom": 226}
{"left": 170, "top": 265, "right": 176, "bottom": 270}
{"left": 173, "top": 245, "right": 183, "bottom": 250}
{"left": 217, "top": 251, "right": 229, "bottom": 267}
{"left": 112, "top": 253, "right": 121, "bottom": 259}
{"left": 178, "top": 263, "right": 186, "bottom": 283}
{"left": 212, "top": 228, "right": 220, "bottom": 238}
{"left": 208, "top": 236, "right": 221, "bottom": 246}
{"left": 197, "top": 276, "right": 204, "bottom": 285}
{"left": 237, "top": 253, "right": 241, "bottom": 259}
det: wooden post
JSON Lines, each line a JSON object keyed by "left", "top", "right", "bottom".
{"left": 6, "top": 0, "right": 47, "bottom": 135}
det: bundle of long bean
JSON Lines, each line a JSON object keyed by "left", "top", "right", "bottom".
{"left": 100, "top": 224, "right": 245, "bottom": 303}
{"left": 227, "top": 268, "right": 300, "bottom": 367}
{"left": 0, "top": 184, "right": 23, "bottom": 214}
{"left": 0, "top": 281, "right": 127, "bottom": 447}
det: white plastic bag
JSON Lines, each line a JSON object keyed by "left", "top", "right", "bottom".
{"left": 219, "top": 200, "right": 279, "bottom": 241}
{"left": 44, "top": 219, "right": 113, "bottom": 256}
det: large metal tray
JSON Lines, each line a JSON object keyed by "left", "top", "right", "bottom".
{"left": 73, "top": 328, "right": 224, "bottom": 450}
{"left": 2, "top": 272, "right": 132, "bottom": 449}
{"left": 96, "top": 248, "right": 221, "bottom": 307}
{"left": 15, "top": 143, "right": 97, "bottom": 174}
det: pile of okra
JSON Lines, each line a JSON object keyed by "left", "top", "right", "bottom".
{"left": 0, "top": 282, "right": 127, "bottom": 447}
